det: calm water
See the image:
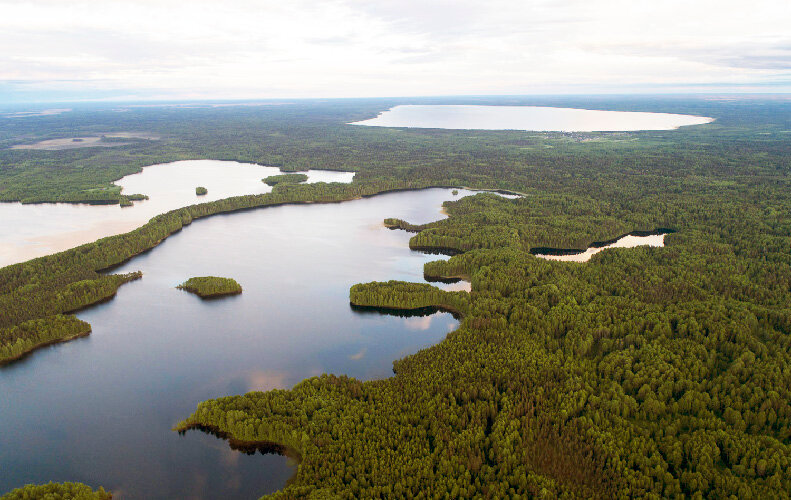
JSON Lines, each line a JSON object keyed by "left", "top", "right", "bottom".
{"left": 351, "top": 105, "right": 713, "bottom": 131}
{"left": 0, "top": 160, "right": 354, "bottom": 267}
{"left": 0, "top": 188, "right": 487, "bottom": 499}
{"left": 534, "top": 233, "right": 666, "bottom": 262}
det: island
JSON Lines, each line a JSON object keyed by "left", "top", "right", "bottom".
{"left": 262, "top": 173, "right": 308, "bottom": 186}
{"left": 195, "top": 186, "right": 208, "bottom": 196}
{"left": 177, "top": 276, "right": 242, "bottom": 298}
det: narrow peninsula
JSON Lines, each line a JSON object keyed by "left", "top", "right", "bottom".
{"left": 350, "top": 280, "right": 469, "bottom": 318}
{"left": 177, "top": 276, "right": 242, "bottom": 298}
{"left": 0, "top": 272, "right": 142, "bottom": 365}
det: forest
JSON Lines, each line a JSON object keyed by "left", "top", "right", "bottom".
{"left": 2, "top": 96, "right": 791, "bottom": 498}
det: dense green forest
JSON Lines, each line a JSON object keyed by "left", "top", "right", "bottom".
{"left": 0, "top": 482, "right": 111, "bottom": 500}
{"left": 2, "top": 96, "right": 791, "bottom": 497}
{"left": 195, "top": 186, "right": 208, "bottom": 196}
{"left": 177, "top": 276, "right": 243, "bottom": 298}
{"left": 263, "top": 173, "right": 309, "bottom": 186}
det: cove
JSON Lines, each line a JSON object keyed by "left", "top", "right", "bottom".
{"left": 0, "top": 160, "right": 354, "bottom": 268}
{"left": 533, "top": 230, "right": 670, "bottom": 262}
{"left": 351, "top": 105, "right": 713, "bottom": 132}
{"left": 0, "top": 188, "right": 485, "bottom": 499}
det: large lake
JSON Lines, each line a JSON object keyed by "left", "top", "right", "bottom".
{"left": 351, "top": 105, "right": 713, "bottom": 131}
{"left": 0, "top": 187, "right": 485, "bottom": 499}
{"left": 0, "top": 160, "right": 354, "bottom": 268}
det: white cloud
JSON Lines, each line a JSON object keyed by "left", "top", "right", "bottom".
{"left": 0, "top": 0, "right": 789, "bottom": 100}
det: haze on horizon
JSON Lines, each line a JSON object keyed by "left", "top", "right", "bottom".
{"left": 1, "top": 0, "right": 790, "bottom": 103}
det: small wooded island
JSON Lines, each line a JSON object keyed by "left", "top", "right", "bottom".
{"left": 177, "top": 276, "right": 242, "bottom": 298}
{"left": 262, "top": 173, "right": 308, "bottom": 186}
{"left": 195, "top": 186, "right": 208, "bottom": 195}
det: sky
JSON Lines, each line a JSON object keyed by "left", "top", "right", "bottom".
{"left": 1, "top": 0, "right": 790, "bottom": 102}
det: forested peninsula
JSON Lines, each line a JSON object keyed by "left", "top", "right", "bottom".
{"left": 2, "top": 97, "right": 791, "bottom": 498}
{"left": 350, "top": 281, "right": 470, "bottom": 318}
{"left": 0, "top": 272, "right": 141, "bottom": 364}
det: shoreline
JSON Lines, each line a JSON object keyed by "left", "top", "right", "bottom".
{"left": 176, "top": 423, "right": 302, "bottom": 461}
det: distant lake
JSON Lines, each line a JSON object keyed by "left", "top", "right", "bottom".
{"left": 0, "top": 160, "right": 354, "bottom": 267}
{"left": 351, "top": 105, "right": 713, "bottom": 132}
{"left": 0, "top": 187, "right": 478, "bottom": 499}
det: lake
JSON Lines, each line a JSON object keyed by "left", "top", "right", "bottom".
{"left": 0, "top": 187, "right": 483, "bottom": 499}
{"left": 0, "top": 160, "right": 355, "bottom": 268}
{"left": 351, "top": 105, "right": 713, "bottom": 131}
{"left": 534, "top": 232, "right": 667, "bottom": 262}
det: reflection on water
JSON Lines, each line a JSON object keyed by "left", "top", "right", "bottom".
{"left": 439, "top": 280, "right": 472, "bottom": 292}
{"left": 534, "top": 233, "right": 666, "bottom": 262}
{"left": 0, "top": 160, "right": 354, "bottom": 267}
{"left": 0, "top": 188, "right": 483, "bottom": 499}
{"left": 351, "top": 105, "right": 713, "bottom": 132}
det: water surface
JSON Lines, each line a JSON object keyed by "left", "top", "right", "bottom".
{"left": 534, "top": 233, "right": 666, "bottom": 262}
{"left": 351, "top": 105, "right": 713, "bottom": 131}
{"left": 0, "top": 188, "right": 480, "bottom": 499}
{"left": 0, "top": 160, "right": 354, "bottom": 267}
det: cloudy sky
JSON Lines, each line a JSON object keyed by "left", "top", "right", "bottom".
{"left": 1, "top": 0, "right": 789, "bottom": 102}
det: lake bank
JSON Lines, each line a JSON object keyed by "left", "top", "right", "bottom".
{"left": 0, "top": 160, "right": 354, "bottom": 267}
